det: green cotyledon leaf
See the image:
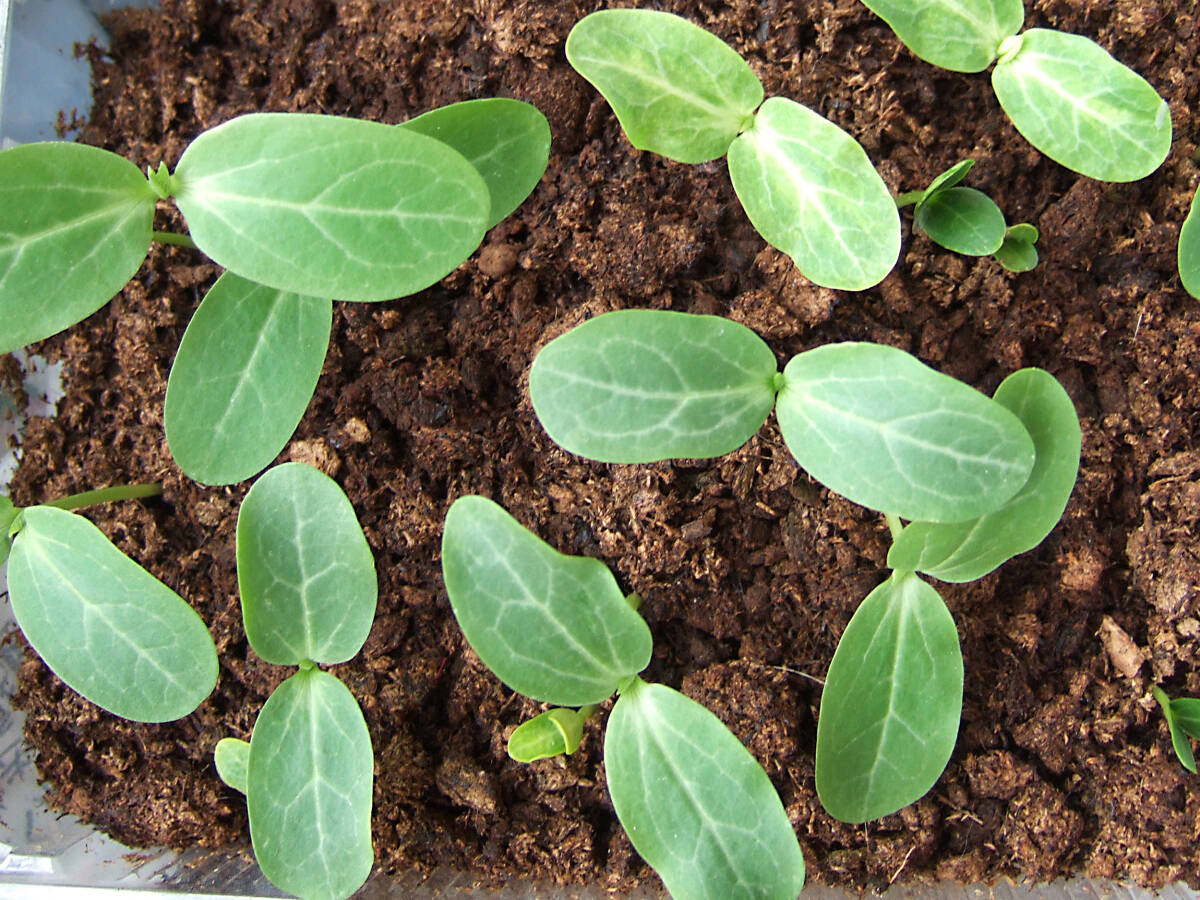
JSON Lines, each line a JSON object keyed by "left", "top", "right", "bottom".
{"left": 858, "top": 0, "right": 1024, "bottom": 73}
{"left": 1180, "top": 187, "right": 1200, "bottom": 299}
{"left": 914, "top": 186, "right": 1006, "bottom": 256}
{"left": 1153, "top": 687, "right": 1197, "bottom": 774}
{"left": 214, "top": 737, "right": 249, "bottom": 794}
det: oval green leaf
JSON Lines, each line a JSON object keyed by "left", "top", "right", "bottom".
{"left": 214, "top": 737, "right": 250, "bottom": 794}
{"left": 888, "top": 368, "right": 1080, "bottom": 581}
{"left": 399, "top": 98, "right": 550, "bottom": 229}
{"left": 776, "top": 342, "right": 1035, "bottom": 522}
{"left": 507, "top": 708, "right": 587, "bottom": 763}
{"left": 606, "top": 679, "right": 805, "bottom": 900}
{"left": 914, "top": 186, "right": 1006, "bottom": 256}
{"left": 248, "top": 669, "right": 373, "bottom": 900}
{"left": 565, "top": 9, "right": 763, "bottom": 164}
{"left": 441, "top": 495, "right": 652, "bottom": 707}
{"left": 994, "top": 225, "right": 1040, "bottom": 272}
{"left": 236, "top": 462, "right": 377, "bottom": 666}
{"left": 992, "top": 29, "right": 1171, "bottom": 182}
{"left": 729, "top": 97, "right": 900, "bottom": 290}
{"left": 165, "top": 272, "right": 332, "bottom": 486}
{"left": 816, "top": 573, "right": 963, "bottom": 823}
{"left": 7, "top": 506, "right": 217, "bottom": 722}
{"left": 1180, "top": 188, "right": 1200, "bottom": 300}
{"left": 0, "top": 142, "right": 155, "bottom": 352}
{"left": 173, "top": 113, "right": 489, "bottom": 300}
{"left": 529, "top": 310, "right": 779, "bottom": 464}
{"left": 859, "top": 0, "right": 1023, "bottom": 72}
{"left": 1153, "top": 687, "right": 1197, "bottom": 774}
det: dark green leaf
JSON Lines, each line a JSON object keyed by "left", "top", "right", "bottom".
{"left": 914, "top": 187, "right": 1006, "bottom": 256}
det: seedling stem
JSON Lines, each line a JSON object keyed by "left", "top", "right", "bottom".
{"left": 44, "top": 482, "right": 163, "bottom": 512}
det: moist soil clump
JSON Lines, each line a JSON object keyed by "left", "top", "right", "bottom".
{"left": 9, "top": 0, "right": 1200, "bottom": 891}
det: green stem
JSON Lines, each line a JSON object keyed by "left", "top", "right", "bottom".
{"left": 895, "top": 190, "right": 925, "bottom": 209}
{"left": 152, "top": 231, "right": 198, "bottom": 249}
{"left": 45, "top": 482, "right": 163, "bottom": 512}
{"left": 884, "top": 512, "right": 904, "bottom": 541}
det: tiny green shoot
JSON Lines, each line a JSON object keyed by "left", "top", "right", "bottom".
{"left": 995, "top": 223, "right": 1040, "bottom": 272}
{"left": 1153, "top": 687, "right": 1200, "bottom": 774}
{"left": 508, "top": 707, "right": 593, "bottom": 763}
{"left": 566, "top": 9, "right": 899, "bottom": 290}
{"left": 1180, "top": 187, "right": 1200, "bottom": 300}
{"left": 443, "top": 495, "right": 805, "bottom": 900}
{"left": 215, "top": 462, "right": 377, "bottom": 900}
{"left": 4, "top": 483, "right": 217, "bottom": 723}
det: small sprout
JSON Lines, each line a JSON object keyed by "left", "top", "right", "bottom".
{"left": 1180, "top": 187, "right": 1200, "bottom": 299}
{"left": 995, "top": 223, "right": 1040, "bottom": 272}
{"left": 214, "top": 737, "right": 250, "bottom": 794}
{"left": 507, "top": 707, "right": 591, "bottom": 763}
{"left": 443, "top": 496, "right": 805, "bottom": 900}
{"left": 567, "top": 9, "right": 899, "bottom": 290}
{"left": 1154, "top": 687, "right": 1200, "bottom": 774}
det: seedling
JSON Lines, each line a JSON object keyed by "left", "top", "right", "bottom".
{"left": 529, "top": 309, "right": 1081, "bottom": 821}
{"left": 856, "top": 0, "right": 1171, "bottom": 182}
{"left": 1153, "top": 687, "right": 1200, "bottom": 773}
{"left": 0, "top": 100, "right": 550, "bottom": 485}
{"left": 213, "top": 462, "right": 377, "bottom": 900}
{"left": 2, "top": 484, "right": 217, "bottom": 723}
{"left": 1180, "top": 187, "right": 1200, "bottom": 300}
{"left": 566, "top": 10, "right": 899, "bottom": 291}
{"left": 442, "top": 495, "right": 805, "bottom": 900}
{"left": 897, "top": 159, "right": 1039, "bottom": 271}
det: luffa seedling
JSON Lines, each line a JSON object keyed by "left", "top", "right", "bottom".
{"left": 1153, "top": 687, "right": 1200, "bottom": 774}
{"left": 441, "top": 495, "right": 805, "bottom": 900}
{"left": 856, "top": 0, "right": 1171, "bottom": 182}
{"left": 2, "top": 484, "right": 217, "bottom": 722}
{"left": 897, "top": 159, "right": 1039, "bottom": 272}
{"left": 529, "top": 309, "right": 1081, "bottom": 822}
{"left": 0, "top": 100, "right": 550, "bottom": 486}
{"left": 213, "top": 462, "right": 377, "bottom": 900}
{"left": 1180, "top": 188, "right": 1200, "bottom": 300}
{"left": 566, "top": 9, "right": 900, "bottom": 291}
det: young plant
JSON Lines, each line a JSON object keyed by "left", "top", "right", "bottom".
{"left": 2, "top": 484, "right": 217, "bottom": 722}
{"left": 0, "top": 100, "right": 550, "bottom": 485}
{"left": 441, "top": 495, "right": 805, "bottom": 900}
{"left": 529, "top": 309, "right": 1081, "bottom": 821}
{"left": 856, "top": 0, "right": 1171, "bottom": 182}
{"left": 897, "top": 159, "right": 1039, "bottom": 271}
{"left": 566, "top": 9, "right": 899, "bottom": 291}
{"left": 1153, "top": 687, "right": 1200, "bottom": 774}
{"left": 1180, "top": 187, "right": 1199, "bottom": 300}
{"left": 213, "top": 462, "right": 377, "bottom": 900}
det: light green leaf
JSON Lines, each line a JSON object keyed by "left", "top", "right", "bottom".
{"left": 0, "top": 496, "right": 17, "bottom": 565}
{"left": 0, "top": 142, "right": 155, "bottom": 353}
{"left": 816, "top": 573, "right": 963, "bottom": 822}
{"left": 7, "top": 506, "right": 217, "bottom": 722}
{"left": 920, "top": 159, "right": 976, "bottom": 204}
{"left": 507, "top": 708, "right": 587, "bottom": 763}
{"left": 214, "top": 737, "right": 250, "bottom": 794}
{"left": 1153, "top": 687, "right": 1197, "bottom": 774}
{"left": 859, "top": 0, "right": 1024, "bottom": 72}
{"left": 173, "top": 113, "right": 489, "bottom": 300}
{"left": 914, "top": 187, "right": 1006, "bottom": 256}
{"left": 994, "top": 224, "right": 1039, "bottom": 272}
{"left": 606, "top": 679, "right": 805, "bottom": 900}
{"left": 565, "top": 9, "right": 763, "bottom": 164}
{"left": 1172, "top": 697, "right": 1200, "bottom": 742}
{"left": 529, "top": 310, "right": 778, "bottom": 463}
{"left": 889, "top": 368, "right": 1079, "bottom": 580}
{"left": 248, "top": 669, "right": 373, "bottom": 900}
{"left": 399, "top": 99, "right": 550, "bottom": 230}
{"left": 441, "top": 495, "right": 652, "bottom": 707}
{"left": 776, "top": 342, "right": 1035, "bottom": 522}
{"left": 992, "top": 29, "right": 1171, "bottom": 182}
{"left": 165, "top": 272, "right": 331, "bottom": 486}
{"left": 1180, "top": 188, "right": 1200, "bottom": 299}
{"left": 237, "top": 463, "right": 377, "bottom": 666}
{"left": 728, "top": 97, "right": 900, "bottom": 291}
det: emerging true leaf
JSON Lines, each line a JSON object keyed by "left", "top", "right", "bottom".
{"left": 728, "top": 97, "right": 900, "bottom": 290}
{"left": 565, "top": 9, "right": 763, "bottom": 164}
{"left": 400, "top": 98, "right": 551, "bottom": 229}
{"left": 165, "top": 272, "right": 332, "bottom": 486}
{"left": 606, "top": 679, "right": 806, "bottom": 899}
{"left": 1153, "top": 687, "right": 1197, "bottom": 774}
{"left": 173, "top": 113, "right": 490, "bottom": 300}
{"left": 775, "top": 342, "right": 1035, "bottom": 522}
{"left": 529, "top": 310, "right": 778, "bottom": 463}
{"left": 914, "top": 187, "right": 1006, "bottom": 256}
{"left": 994, "top": 224, "right": 1040, "bottom": 272}
{"left": 0, "top": 142, "right": 156, "bottom": 352}
{"left": 508, "top": 708, "right": 587, "bottom": 763}
{"left": 921, "top": 159, "right": 976, "bottom": 202}
{"left": 214, "top": 737, "right": 250, "bottom": 794}
{"left": 237, "top": 463, "right": 377, "bottom": 666}
{"left": 248, "top": 669, "right": 373, "bottom": 900}
{"left": 858, "top": 0, "right": 1024, "bottom": 72}
{"left": 1180, "top": 188, "right": 1200, "bottom": 300}
{"left": 8, "top": 506, "right": 217, "bottom": 722}
{"left": 888, "top": 368, "right": 1080, "bottom": 581}
{"left": 441, "top": 495, "right": 652, "bottom": 707}
{"left": 816, "top": 573, "right": 963, "bottom": 822}
{"left": 992, "top": 29, "right": 1171, "bottom": 182}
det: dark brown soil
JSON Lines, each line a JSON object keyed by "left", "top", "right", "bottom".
{"left": 8, "top": 0, "right": 1200, "bottom": 892}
